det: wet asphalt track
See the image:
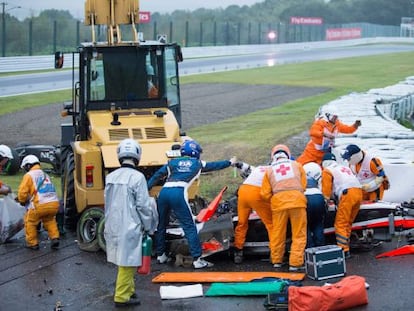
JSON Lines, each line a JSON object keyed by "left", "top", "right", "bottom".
{"left": 0, "top": 229, "right": 413, "bottom": 311}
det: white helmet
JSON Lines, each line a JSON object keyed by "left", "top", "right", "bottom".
{"left": 0, "top": 145, "right": 13, "bottom": 159}
{"left": 117, "top": 139, "right": 141, "bottom": 163}
{"left": 271, "top": 144, "right": 291, "bottom": 162}
{"left": 322, "top": 105, "right": 339, "bottom": 122}
{"left": 21, "top": 155, "right": 40, "bottom": 169}
{"left": 303, "top": 162, "right": 322, "bottom": 181}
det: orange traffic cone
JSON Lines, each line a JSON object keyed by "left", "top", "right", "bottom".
{"left": 376, "top": 245, "right": 414, "bottom": 259}
{"left": 196, "top": 186, "right": 228, "bottom": 223}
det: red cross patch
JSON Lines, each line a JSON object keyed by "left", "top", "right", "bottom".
{"left": 276, "top": 164, "right": 291, "bottom": 176}
{"left": 340, "top": 167, "right": 352, "bottom": 175}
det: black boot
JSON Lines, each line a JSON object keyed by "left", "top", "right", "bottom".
{"left": 233, "top": 249, "right": 243, "bottom": 264}
{"left": 56, "top": 212, "right": 65, "bottom": 236}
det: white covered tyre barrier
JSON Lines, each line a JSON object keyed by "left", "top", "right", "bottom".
{"left": 325, "top": 76, "right": 414, "bottom": 203}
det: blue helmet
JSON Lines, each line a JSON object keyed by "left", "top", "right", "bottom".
{"left": 180, "top": 140, "right": 203, "bottom": 159}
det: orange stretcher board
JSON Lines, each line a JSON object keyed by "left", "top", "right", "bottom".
{"left": 152, "top": 271, "right": 305, "bottom": 283}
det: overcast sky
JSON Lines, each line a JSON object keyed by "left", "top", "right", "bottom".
{"left": 10, "top": 0, "right": 264, "bottom": 20}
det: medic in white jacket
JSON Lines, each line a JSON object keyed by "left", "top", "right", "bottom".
{"left": 342, "top": 144, "right": 389, "bottom": 201}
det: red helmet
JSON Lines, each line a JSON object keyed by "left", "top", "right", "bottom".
{"left": 271, "top": 144, "right": 290, "bottom": 161}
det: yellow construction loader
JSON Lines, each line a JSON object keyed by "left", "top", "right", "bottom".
{"left": 58, "top": 0, "right": 202, "bottom": 251}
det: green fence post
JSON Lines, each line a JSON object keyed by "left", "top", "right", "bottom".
{"left": 237, "top": 22, "right": 241, "bottom": 45}
{"left": 76, "top": 20, "right": 80, "bottom": 46}
{"left": 185, "top": 21, "right": 189, "bottom": 47}
{"left": 199, "top": 22, "right": 203, "bottom": 46}
{"left": 152, "top": 21, "right": 157, "bottom": 41}
{"left": 258, "top": 22, "right": 261, "bottom": 44}
{"left": 213, "top": 21, "right": 217, "bottom": 46}
{"left": 53, "top": 20, "right": 57, "bottom": 53}
{"left": 248, "top": 22, "right": 251, "bottom": 44}
{"left": 28, "top": 19, "right": 33, "bottom": 56}
{"left": 169, "top": 21, "right": 173, "bottom": 43}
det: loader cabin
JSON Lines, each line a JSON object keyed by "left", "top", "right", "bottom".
{"left": 79, "top": 43, "right": 183, "bottom": 127}
{"left": 54, "top": 0, "right": 184, "bottom": 134}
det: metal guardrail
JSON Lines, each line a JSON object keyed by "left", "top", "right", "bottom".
{"left": 0, "top": 37, "right": 413, "bottom": 73}
{"left": 0, "top": 55, "right": 71, "bottom": 73}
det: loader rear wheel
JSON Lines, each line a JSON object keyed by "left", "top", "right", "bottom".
{"left": 77, "top": 207, "right": 103, "bottom": 252}
{"left": 62, "top": 152, "right": 77, "bottom": 231}
{"left": 97, "top": 217, "right": 106, "bottom": 253}
{"left": 57, "top": 145, "right": 70, "bottom": 175}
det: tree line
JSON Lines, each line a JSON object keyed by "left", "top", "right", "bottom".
{"left": 1, "top": 0, "right": 412, "bottom": 56}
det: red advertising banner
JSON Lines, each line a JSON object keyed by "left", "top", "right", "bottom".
{"left": 326, "top": 28, "right": 362, "bottom": 41}
{"left": 139, "top": 11, "right": 151, "bottom": 23}
{"left": 290, "top": 16, "right": 323, "bottom": 25}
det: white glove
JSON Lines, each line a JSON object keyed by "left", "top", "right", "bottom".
{"left": 0, "top": 185, "right": 11, "bottom": 195}
{"left": 229, "top": 156, "right": 237, "bottom": 166}
{"left": 237, "top": 162, "right": 251, "bottom": 178}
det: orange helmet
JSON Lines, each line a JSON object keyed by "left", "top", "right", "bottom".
{"left": 271, "top": 144, "right": 291, "bottom": 161}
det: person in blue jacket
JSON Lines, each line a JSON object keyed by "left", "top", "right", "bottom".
{"left": 303, "top": 162, "right": 326, "bottom": 248}
{"left": 147, "top": 140, "right": 236, "bottom": 269}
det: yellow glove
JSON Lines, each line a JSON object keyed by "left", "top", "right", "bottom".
{"left": 375, "top": 176, "right": 384, "bottom": 185}
{"left": 361, "top": 184, "right": 370, "bottom": 191}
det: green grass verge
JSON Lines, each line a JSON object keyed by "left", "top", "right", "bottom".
{"left": 0, "top": 90, "right": 71, "bottom": 114}
{"left": 1, "top": 52, "right": 413, "bottom": 200}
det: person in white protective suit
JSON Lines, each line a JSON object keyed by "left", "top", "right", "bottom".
{"left": 104, "top": 138, "right": 157, "bottom": 308}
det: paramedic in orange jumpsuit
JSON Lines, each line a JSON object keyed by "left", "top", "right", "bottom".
{"left": 342, "top": 144, "right": 388, "bottom": 201}
{"left": 261, "top": 144, "right": 307, "bottom": 271}
{"left": 233, "top": 163, "right": 273, "bottom": 264}
{"left": 0, "top": 145, "right": 13, "bottom": 195}
{"left": 321, "top": 153, "right": 362, "bottom": 258}
{"left": 297, "top": 107, "right": 361, "bottom": 165}
{"left": 17, "top": 155, "right": 60, "bottom": 250}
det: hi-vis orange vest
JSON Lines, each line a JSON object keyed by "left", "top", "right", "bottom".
{"left": 267, "top": 159, "right": 303, "bottom": 194}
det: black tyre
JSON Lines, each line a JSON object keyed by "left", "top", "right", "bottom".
{"left": 76, "top": 207, "right": 104, "bottom": 252}
{"left": 97, "top": 217, "right": 106, "bottom": 253}
{"left": 6, "top": 148, "right": 21, "bottom": 175}
{"left": 62, "top": 152, "right": 78, "bottom": 231}
{"left": 189, "top": 195, "right": 207, "bottom": 215}
{"left": 58, "top": 145, "right": 71, "bottom": 176}
{"left": 15, "top": 141, "right": 32, "bottom": 148}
